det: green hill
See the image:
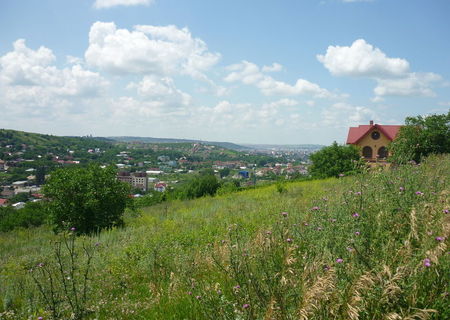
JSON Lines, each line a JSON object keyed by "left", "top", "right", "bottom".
{"left": 0, "top": 155, "right": 449, "bottom": 319}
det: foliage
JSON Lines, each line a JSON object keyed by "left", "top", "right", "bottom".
{"left": 1, "top": 155, "right": 449, "bottom": 319}
{"left": 309, "top": 141, "right": 362, "bottom": 178}
{"left": 216, "top": 180, "right": 240, "bottom": 195}
{"left": 0, "top": 201, "right": 48, "bottom": 232}
{"left": 42, "top": 164, "right": 131, "bottom": 234}
{"left": 389, "top": 111, "right": 450, "bottom": 163}
{"left": 182, "top": 173, "right": 220, "bottom": 199}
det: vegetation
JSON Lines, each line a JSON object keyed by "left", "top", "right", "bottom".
{"left": 0, "top": 154, "right": 448, "bottom": 319}
{"left": 309, "top": 141, "right": 361, "bottom": 178}
{"left": 42, "top": 165, "right": 131, "bottom": 234}
{"left": 389, "top": 111, "right": 450, "bottom": 163}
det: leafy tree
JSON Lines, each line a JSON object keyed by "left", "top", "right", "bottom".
{"left": 389, "top": 111, "right": 450, "bottom": 163}
{"left": 183, "top": 174, "right": 220, "bottom": 199}
{"left": 309, "top": 142, "right": 361, "bottom": 178}
{"left": 219, "top": 167, "right": 230, "bottom": 178}
{"left": 43, "top": 164, "right": 131, "bottom": 234}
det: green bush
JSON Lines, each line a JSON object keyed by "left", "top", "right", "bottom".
{"left": 42, "top": 164, "right": 131, "bottom": 234}
{"left": 0, "top": 201, "right": 48, "bottom": 232}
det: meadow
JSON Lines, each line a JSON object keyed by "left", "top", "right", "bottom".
{"left": 0, "top": 155, "right": 449, "bottom": 319}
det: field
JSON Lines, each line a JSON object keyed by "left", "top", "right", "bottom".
{"left": 0, "top": 155, "right": 449, "bottom": 319}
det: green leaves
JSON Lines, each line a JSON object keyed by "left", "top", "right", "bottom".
{"left": 43, "top": 164, "right": 131, "bottom": 234}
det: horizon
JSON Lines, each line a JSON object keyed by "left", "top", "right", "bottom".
{"left": 1, "top": 0, "right": 449, "bottom": 145}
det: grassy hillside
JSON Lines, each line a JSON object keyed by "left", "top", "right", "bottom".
{"left": 0, "top": 155, "right": 449, "bottom": 319}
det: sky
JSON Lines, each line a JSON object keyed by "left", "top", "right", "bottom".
{"left": 0, "top": 0, "right": 449, "bottom": 145}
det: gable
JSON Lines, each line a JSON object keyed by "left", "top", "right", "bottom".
{"left": 347, "top": 123, "right": 402, "bottom": 144}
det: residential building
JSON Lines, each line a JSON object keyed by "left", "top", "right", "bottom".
{"left": 117, "top": 171, "right": 148, "bottom": 191}
{"left": 346, "top": 120, "right": 402, "bottom": 161}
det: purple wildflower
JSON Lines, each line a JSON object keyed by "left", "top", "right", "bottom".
{"left": 355, "top": 231, "right": 360, "bottom": 236}
{"left": 443, "top": 209, "right": 449, "bottom": 214}
{"left": 311, "top": 206, "right": 320, "bottom": 211}
{"left": 37, "top": 263, "right": 44, "bottom": 268}
{"left": 38, "top": 317, "right": 43, "bottom": 320}
{"left": 304, "top": 222, "right": 309, "bottom": 226}
{"left": 70, "top": 227, "right": 76, "bottom": 231}
{"left": 336, "top": 258, "right": 344, "bottom": 263}
{"left": 196, "top": 295, "right": 201, "bottom": 300}
{"left": 187, "top": 291, "right": 192, "bottom": 295}
{"left": 435, "top": 236, "right": 444, "bottom": 242}
{"left": 286, "top": 238, "right": 293, "bottom": 243}
{"left": 399, "top": 186, "right": 405, "bottom": 191}
{"left": 355, "top": 191, "right": 362, "bottom": 196}
{"left": 323, "top": 265, "right": 330, "bottom": 271}
{"left": 266, "top": 231, "right": 272, "bottom": 235}
{"left": 347, "top": 247, "right": 354, "bottom": 252}
{"left": 423, "top": 258, "right": 431, "bottom": 267}
{"left": 243, "top": 304, "right": 250, "bottom": 309}
{"left": 221, "top": 240, "right": 226, "bottom": 244}
{"left": 317, "top": 227, "right": 323, "bottom": 231}
{"left": 352, "top": 212, "right": 360, "bottom": 218}
{"left": 281, "top": 211, "right": 288, "bottom": 217}
{"left": 415, "top": 191, "right": 423, "bottom": 196}
{"left": 339, "top": 173, "right": 345, "bottom": 177}
{"left": 234, "top": 285, "right": 241, "bottom": 290}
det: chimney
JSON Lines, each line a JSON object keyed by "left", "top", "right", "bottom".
{"left": 370, "top": 120, "right": 374, "bottom": 126}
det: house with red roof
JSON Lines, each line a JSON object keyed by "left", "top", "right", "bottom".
{"left": 0, "top": 198, "right": 8, "bottom": 207}
{"left": 346, "top": 121, "right": 402, "bottom": 161}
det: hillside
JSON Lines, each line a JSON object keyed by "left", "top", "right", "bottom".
{"left": 0, "top": 155, "right": 449, "bottom": 319}
{"left": 108, "top": 136, "right": 251, "bottom": 151}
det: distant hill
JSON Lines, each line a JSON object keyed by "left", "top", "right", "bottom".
{"left": 242, "top": 144, "right": 325, "bottom": 151}
{"left": 108, "top": 136, "right": 252, "bottom": 151}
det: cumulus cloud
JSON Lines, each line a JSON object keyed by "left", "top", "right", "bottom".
{"left": 374, "top": 72, "right": 442, "bottom": 97}
{"left": 93, "top": 0, "right": 153, "bottom": 9}
{"left": 85, "top": 22, "right": 220, "bottom": 80}
{"left": 262, "top": 62, "right": 283, "bottom": 72}
{"left": 0, "top": 39, "right": 108, "bottom": 117}
{"left": 318, "top": 39, "right": 444, "bottom": 99}
{"left": 225, "top": 60, "right": 335, "bottom": 98}
{"left": 322, "top": 102, "right": 377, "bottom": 127}
{"left": 317, "top": 39, "right": 409, "bottom": 78}
{"left": 127, "top": 75, "right": 191, "bottom": 108}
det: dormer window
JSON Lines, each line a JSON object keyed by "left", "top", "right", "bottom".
{"left": 371, "top": 131, "right": 380, "bottom": 140}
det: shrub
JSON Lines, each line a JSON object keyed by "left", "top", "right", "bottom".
{"left": 42, "top": 164, "right": 131, "bottom": 234}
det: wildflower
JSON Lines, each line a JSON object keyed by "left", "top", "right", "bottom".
{"left": 336, "top": 258, "right": 344, "bottom": 263}
{"left": 423, "top": 258, "right": 431, "bottom": 267}
{"left": 286, "top": 238, "right": 293, "bottom": 243}
{"left": 352, "top": 212, "right": 360, "bottom": 218}
{"left": 95, "top": 242, "right": 100, "bottom": 247}
{"left": 317, "top": 227, "right": 323, "bottom": 231}
{"left": 415, "top": 191, "right": 423, "bottom": 196}
{"left": 243, "top": 304, "right": 250, "bottom": 309}
{"left": 187, "top": 291, "right": 192, "bottom": 295}
{"left": 266, "top": 231, "right": 272, "bottom": 235}
{"left": 217, "top": 289, "right": 222, "bottom": 295}
{"left": 38, "top": 317, "right": 43, "bottom": 320}
{"left": 330, "top": 218, "right": 337, "bottom": 223}
{"left": 280, "top": 211, "right": 288, "bottom": 217}
{"left": 221, "top": 240, "right": 226, "bottom": 244}
{"left": 70, "top": 227, "right": 76, "bottom": 231}
{"left": 37, "top": 263, "right": 44, "bottom": 268}
{"left": 444, "top": 209, "right": 449, "bottom": 214}
{"left": 355, "top": 231, "right": 360, "bottom": 236}
{"left": 399, "top": 186, "right": 404, "bottom": 191}
{"left": 323, "top": 265, "right": 330, "bottom": 271}
{"left": 322, "top": 197, "right": 328, "bottom": 201}
{"left": 435, "top": 236, "right": 444, "bottom": 242}
{"left": 234, "top": 285, "right": 241, "bottom": 290}
{"left": 347, "top": 247, "right": 354, "bottom": 252}
{"left": 303, "top": 222, "right": 309, "bottom": 226}
{"left": 196, "top": 295, "right": 201, "bottom": 300}
{"left": 311, "top": 206, "right": 320, "bottom": 211}
{"left": 355, "top": 191, "right": 362, "bottom": 196}
{"left": 339, "top": 173, "right": 345, "bottom": 177}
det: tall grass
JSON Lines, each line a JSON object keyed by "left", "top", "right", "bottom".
{"left": 0, "top": 155, "right": 448, "bottom": 319}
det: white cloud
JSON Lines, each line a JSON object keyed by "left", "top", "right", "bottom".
{"left": 318, "top": 39, "right": 444, "bottom": 99}
{"left": 374, "top": 72, "right": 442, "bottom": 97}
{"left": 322, "top": 102, "right": 377, "bottom": 127}
{"left": 262, "top": 62, "right": 283, "bottom": 72}
{"left": 127, "top": 75, "right": 191, "bottom": 108}
{"left": 93, "top": 0, "right": 153, "bottom": 9}
{"left": 85, "top": 22, "right": 220, "bottom": 80}
{"left": 0, "top": 39, "right": 108, "bottom": 117}
{"left": 317, "top": 39, "right": 409, "bottom": 78}
{"left": 225, "top": 60, "right": 335, "bottom": 98}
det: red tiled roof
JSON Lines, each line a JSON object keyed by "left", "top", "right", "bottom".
{"left": 346, "top": 123, "right": 402, "bottom": 144}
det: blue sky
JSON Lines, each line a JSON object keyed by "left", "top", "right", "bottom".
{"left": 1, "top": 0, "right": 449, "bottom": 144}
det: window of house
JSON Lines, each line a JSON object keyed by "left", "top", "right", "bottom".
{"left": 378, "top": 146, "right": 388, "bottom": 159}
{"left": 362, "top": 146, "right": 373, "bottom": 159}
{"left": 371, "top": 131, "right": 380, "bottom": 140}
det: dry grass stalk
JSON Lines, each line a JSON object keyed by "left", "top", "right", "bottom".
{"left": 346, "top": 271, "right": 377, "bottom": 320}
{"left": 409, "top": 209, "right": 419, "bottom": 242}
{"left": 380, "top": 266, "right": 406, "bottom": 302}
{"left": 263, "top": 297, "right": 280, "bottom": 320}
{"left": 297, "top": 268, "right": 336, "bottom": 320}
{"left": 384, "top": 312, "right": 402, "bottom": 320}
{"left": 403, "top": 308, "right": 437, "bottom": 320}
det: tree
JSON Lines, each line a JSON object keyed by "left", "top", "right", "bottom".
{"left": 183, "top": 173, "right": 220, "bottom": 199}
{"left": 389, "top": 111, "right": 450, "bottom": 163}
{"left": 43, "top": 164, "right": 131, "bottom": 234}
{"left": 309, "top": 142, "right": 361, "bottom": 178}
